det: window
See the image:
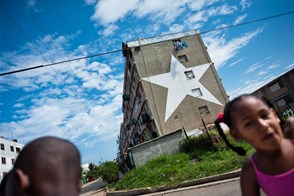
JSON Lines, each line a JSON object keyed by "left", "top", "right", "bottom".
{"left": 1, "top": 157, "right": 6, "bottom": 165}
{"left": 178, "top": 55, "right": 188, "bottom": 63}
{"left": 277, "top": 95, "right": 294, "bottom": 107}
{"left": 0, "top": 144, "right": 4, "bottom": 150}
{"left": 11, "top": 158, "right": 15, "bottom": 165}
{"left": 174, "top": 115, "right": 179, "bottom": 120}
{"left": 16, "top": 147, "right": 20, "bottom": 153}
{"left": 284, "top": 95, "right": 294, "bottom": 104}
{"left": 184, "top": 70, "right": 195, "bottom": 80}
{"left": 191, "top": 88, "right": 202, "bottom": 97}
{"left": 269, "top": 79, "right": 285, "bottom": 93}
{"left": 10, "top": 146, "right": 14, "bottom": 152}
{"left": 127, "top": 60, "right": 132, "bottom": 77}
{"left": 277, "top": 99, "right": 286, "bottom": 107}
{"left": 198, "top": 105, "right": 210, "bottom": 116}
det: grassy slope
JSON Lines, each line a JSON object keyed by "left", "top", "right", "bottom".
{"left": 113, "top": 141, "right": 253, "bottom": 190}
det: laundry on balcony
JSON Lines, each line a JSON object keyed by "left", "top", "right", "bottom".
{"left": 173, "top": 40, "right": 188, "bottom": 50}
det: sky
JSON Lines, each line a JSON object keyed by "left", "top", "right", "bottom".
{"left": 0, "top": 0, "right": 293, "bottom": 164}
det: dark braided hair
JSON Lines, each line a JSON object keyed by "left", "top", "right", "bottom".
{"left": 214, "top": 94, "right": 284, "bottom": 156}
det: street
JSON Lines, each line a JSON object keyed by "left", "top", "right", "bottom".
{"left": 80, "top": 177, "right": 266, "bottom": 196}
{"left": 80, "top": 178, "right": 107, "bottom": 196}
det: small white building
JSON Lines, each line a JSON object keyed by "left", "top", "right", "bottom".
{"left": 0, "top": 137, "right": 24, "bottom": 182}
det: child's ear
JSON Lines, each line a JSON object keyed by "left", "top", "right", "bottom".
{"left": 78, "top": 179, "right": 83, "bottom": 191}
{"left": 15, "top": 169, "right": 30, "bottom": 190}
{"left": 230, "top": 128, "right": 243, "bottom": 141}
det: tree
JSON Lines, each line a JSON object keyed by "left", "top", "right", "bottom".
{"left": 98, "top": 161, "right": 119, "bottom": 183}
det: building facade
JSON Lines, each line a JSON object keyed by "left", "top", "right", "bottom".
{"left": 251, "top": 69, "right": 294, "bottom": 117}
{"left": 117, "top": 31, "right": 228, "bottom": 169}
{"left": 0, "top": 137, "right": 24, "bottom": 182}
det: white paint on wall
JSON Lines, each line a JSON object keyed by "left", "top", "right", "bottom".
{"left": 127, "top": 30, "right": 199, "bottom": 47}
{"left": 0, "top": 137, "right": 24, "bottom": 182}
{"left": 142, "top": 55, "right": 222, "bottom": 122}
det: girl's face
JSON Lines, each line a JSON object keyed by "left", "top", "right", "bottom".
{"left": 230, "top": 96, "right": 283, "bottom": 151}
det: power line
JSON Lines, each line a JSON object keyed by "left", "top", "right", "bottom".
{"left": 0, "top": 49, "right": 122, "bottom": 76}
{"left": 1, "top": 10, "right": 293, "bottom": 76}
{"left": 199, "top": 10, "right": 294, "bottom": 34}
{"left": 22, "top": 0, "right": 95, "bottom": 104}
{"left": 0, "top": 2, "right": 90, "bottom": 110}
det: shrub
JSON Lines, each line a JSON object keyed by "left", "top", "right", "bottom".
{"left": 98, "top": 161, "right": 119, "bottom": 183}
{"left": 180, "top": 131, "right": 220, "bottom": 153}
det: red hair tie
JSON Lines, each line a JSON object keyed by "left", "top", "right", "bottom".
{"left": 217, "top": 113, "right": 224, "bottom": 123}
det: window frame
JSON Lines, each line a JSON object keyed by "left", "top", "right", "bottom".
{"left": 1, "top": 157, "right": 6, "bottom": 165}
{"left": 184, "top": 70, "right": 195, "bottom": 80}
{"left": 198, "top": 105, "right": 210, "bottom": 116}
{"left": 0, "top": 143, "right": 4, "bottom": 150}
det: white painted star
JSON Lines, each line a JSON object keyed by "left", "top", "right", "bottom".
{"left": 142, "top": 55, "right": 222, "bottom": 122}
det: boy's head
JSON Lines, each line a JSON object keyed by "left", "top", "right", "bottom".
{"left": 1, "top": 136, "right": 82, "bottom": 196}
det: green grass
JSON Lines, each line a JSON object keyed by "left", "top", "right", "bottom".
{"left": 112, "top": 140, "right": 253, "bottom": 191}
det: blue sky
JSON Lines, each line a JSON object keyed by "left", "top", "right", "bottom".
{"left": 0, "top": 0, "right": 293, "bottom": 164}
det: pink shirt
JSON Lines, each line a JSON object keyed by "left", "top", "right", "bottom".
{"left": 249, "top": 140, "right": 294, "bottom": 196}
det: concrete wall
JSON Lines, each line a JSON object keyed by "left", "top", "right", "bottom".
{"left": 131, "top": 34, "right": 228, "bottom": 135}
{"left": 0, "top": 138, "right": 24, "bottom": 182}
{"left": 252, "top": 69, "right": 294, "bottom": 115}
{"left": 129, "top": 129, "right": 183, "bottom": 167}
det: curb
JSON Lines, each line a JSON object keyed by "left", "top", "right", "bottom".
{"left": 106, "top": 169, "right": 241, "bottom": 196}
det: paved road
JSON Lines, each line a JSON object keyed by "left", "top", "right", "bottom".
{"left": 142, "top": 178, "right": 265, "bottom": 196}
{"left": 80, "top": 178, "right": 107, "bottom": 196}
{"left": 80, "top": 177, "right": 265, "bottom": 196}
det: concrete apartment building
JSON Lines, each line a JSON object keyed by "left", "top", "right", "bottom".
{"left": 0, "top": 137, "right": 24, "bottom": 182}
{"left": 251, "top": 69, "right": 294, "bottom": 117}
{"left": 118, "top": 30, "right": 228, "bottom": 169}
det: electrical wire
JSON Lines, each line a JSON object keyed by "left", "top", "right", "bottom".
{"left": 22, "top": 0, "right": 95, "bottom": 105}
{"left": 1, "top": 10, "right": 293, "bottom": 76}
{"left": 0, "top": 3, "right": 90, "bottom": 110}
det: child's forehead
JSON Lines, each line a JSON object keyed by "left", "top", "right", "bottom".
{"left": 237, "top": 96, "right": 267, "bottom": 108}
{"left": 231, "top": 96, "right": 266, "bottom": 114}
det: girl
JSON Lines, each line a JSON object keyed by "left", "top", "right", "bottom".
{"left": 214, "top": 94, "right": 294, "bottom": 196}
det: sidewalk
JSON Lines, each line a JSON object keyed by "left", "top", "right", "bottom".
{"left": 106, "top": 169, "right": 241, "bottom": 196}
{"left": 80, "top": 178, "right": 107, "bottom": 196}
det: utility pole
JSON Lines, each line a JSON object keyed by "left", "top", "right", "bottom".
{"left": 200, "top": 114, "right": 214, "bottom": 148}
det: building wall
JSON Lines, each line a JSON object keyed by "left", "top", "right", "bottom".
{"left": 252, "top": 69, "right": 294, "bottom": 116}
{"left": 118, "top": 31, "right": 228, "bottom": 168}
{"left": 130, "top": 33, "right": 227, "bottom": 135}
{"left": 129, "top": 129, "right": 183, "bottom": 167}
{"left": 0, "top": 137, "right": 24, "bottom": 182}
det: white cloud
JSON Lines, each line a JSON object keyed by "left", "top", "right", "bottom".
{"left": 285, "top": 63, "right": 294, "bottom": 70}
{"left": 98, "top": 24, "right": 119, "bottom": 36}
{"left": 84, "top": 0, "right": 97, "bottom": 5}
{"left": 169, "top": 24, "right": 185, "bottom": 33}
{"left": 1, "top": 95, "right": 122, "bottom": 145}
{"left": 142, "top": 23, "right": 161, "bottom": 37}
{"left": 228, "top": 58, "right": 244, "bottom": 67}
{"left": 187, "top": 10, "right": 207, "bottom": 24}
{"left": 188, "top": 0, "right": 219, "bottom": 11}
{"left": 267, "top": 63, "right": 280, "bottom": 69}
{"left": 228, "top": 74, "right": 275, "bottom": 99}
{"left": 245, "top": 62, "right": 263, "bottom": 73}
{"left": 203, "top": 28, "right": 262, "bottom": 69}
{"left": 91, "top": 0, "right": 191, "bottom": 25}
{"left": 233, "top": 14, "right": 247, "bottom": 25}
{"left": 206, "top": 4, "right": 237, "bottom": 16}
{"left": 134, "top": 0, "right": 188, "bottom": 23}
{"left": 257, "top": 70, "right": 267, "bottom": 76}
{"left": 91, "top": 0, "right": 139, "bottom": 25}
{"left": 240, "top": 0, "right": 251, "bottom": 11}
